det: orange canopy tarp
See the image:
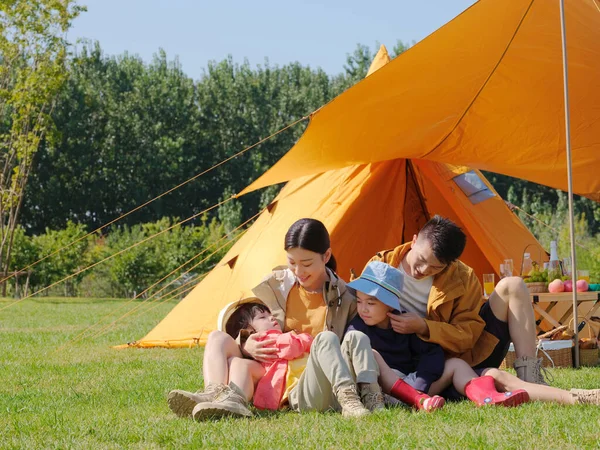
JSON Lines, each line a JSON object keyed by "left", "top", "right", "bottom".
{"left": 240, "top": 0, "right": 600, "bottom": 200}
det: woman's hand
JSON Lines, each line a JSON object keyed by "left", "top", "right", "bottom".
{"left": 387, "top": 312, "right": 428, "bottom": 336}
{"left": 242, "top": 332, "right": 279, "bottom": 362}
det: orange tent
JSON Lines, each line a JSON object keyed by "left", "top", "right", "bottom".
{"left": 129, "top": 44, "right": 546, "bottom": 348}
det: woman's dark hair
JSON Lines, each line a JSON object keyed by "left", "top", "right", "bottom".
{"left": 418, "top": 215, "right": 467, "bottom": 265}
{"left": 284, "top": 218, "right": 337, "bottom": 272}
{"left": 225, "top": 302, "right": 271, "bottom": 339}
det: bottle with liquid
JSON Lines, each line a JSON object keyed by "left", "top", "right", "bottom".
{"left": 550, "top": 240, "right": 559, "bottom": 262}
{"left": 522, "top": 253, "right": 533, "bottom": 277}
{"left": 548, "top": 240, "right": 562, "bottom": 281}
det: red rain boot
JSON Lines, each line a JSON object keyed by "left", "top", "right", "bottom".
{"left": 464, "top": 375, "right": 529, "bottom": 407}
{"left": 390, "top": 379, "right": 445, "bottom": 412}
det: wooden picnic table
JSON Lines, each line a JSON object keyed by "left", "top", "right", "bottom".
{"left": 531, "top": 291, "right": 600, "bottom": 335}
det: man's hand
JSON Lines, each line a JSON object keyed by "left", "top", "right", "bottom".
{"left": 387, "top": 311, "right": 428, "bottom": 335}
{"left": 241, "top": 332, "right": 278, "bottom": 362}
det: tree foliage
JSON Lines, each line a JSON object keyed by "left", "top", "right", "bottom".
{"left": 0, "top": 0, "right": 82, "bottom": 290}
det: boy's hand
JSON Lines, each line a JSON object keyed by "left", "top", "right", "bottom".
{"left": 387, "top": 312, "right": 428, "bottom": 335}
{"left": 242, "top": 332, "right": 278, "bottom": 362}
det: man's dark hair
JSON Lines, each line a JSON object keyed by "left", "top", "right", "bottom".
{"left": 225, "top": 302, "right": 271, "bottom": 339}
{"left": 418, "top": 215, "right": 467, "bottom": 265}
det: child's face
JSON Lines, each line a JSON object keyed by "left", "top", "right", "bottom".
{"left": 250, "top": 309, "right": 281, "bottom": 332}
{"left": 356, "top": 291, "right": 391, "bottom": 328}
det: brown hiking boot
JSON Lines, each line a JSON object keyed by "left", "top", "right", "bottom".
{"left": 192, "top": 382, "right": 253, "bottom": 421}
{"left": 358, "top": 382, "right": 385, "bottom": 412}
{"left": 167, "top": 383, "right": 226, "bottom": 418}
{"left": 336, "top": 385, "right": 370, "bottom": 418}
{"left": 383, "top": 393, "right": 403, "bottom": 407}
{"left": 571, "top": 388, "right": 600, "bottom": 405}
{"left": 513, "top": 356, "right": 549, "bottom": 385}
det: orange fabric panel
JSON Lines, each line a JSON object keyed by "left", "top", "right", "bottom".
{"left": 402, "top": 161, "right": 430, "bottom": 242}
{"left": 241, "top": 0, "right": 600, "bottom": 200}
{"left": 325, "top": 160, "right": 408, "bottom": 280}
{"left": 135, "top": 158, "right": 545, "bottom": 348}
{"left": 138, "top": 162, "right": 409, "bottom": 346}
{"left": 414, "top": 160, "right": 547, "bottom": 278}
{"left": 366, "top": 45, "right": 391, "bottom": 76}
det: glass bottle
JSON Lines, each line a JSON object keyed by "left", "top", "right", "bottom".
{"left": 521, "top": 253, "right": 533, "bottom": 277}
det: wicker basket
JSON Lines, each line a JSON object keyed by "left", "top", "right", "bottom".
{"left": 577, "top": 348, "right": 599, "bottom": 367}
{"left": 500, "top": 340, "right": 573, "bottom": 369}
{"left": 525, "top": 282, "right": 548, "bottom": 293}
{"left": 499, "top": 351, "right": 515, "bottom": 370}
{"left": 576, "top": 321, "right": 599, "bottom": 367}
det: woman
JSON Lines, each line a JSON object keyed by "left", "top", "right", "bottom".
{"left": 167, "top": 218, "right": 383, "bottom": 420}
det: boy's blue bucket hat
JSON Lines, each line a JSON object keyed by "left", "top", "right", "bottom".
{"left": 347, "top": 261, "right": 404, "bottom": 310}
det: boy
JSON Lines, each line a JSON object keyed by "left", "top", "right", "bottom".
{"left": 349, "top": 262, "right": 534, "bottom": 408}
{"left": 346, "top": 261, "right": 446, "bottom": 412}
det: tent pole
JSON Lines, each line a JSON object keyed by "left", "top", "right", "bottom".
{"left": 559, "top": 0, "right": 579, "bottom": 368}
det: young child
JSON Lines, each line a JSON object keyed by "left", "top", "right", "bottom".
{"left": 226, "top": 300, "right": 313, "bottom": 410}
{"left": 192, "top": 299, "right": 313, "bottom": 418}
{"left": 346, "top": 261, "right": 446, "bottom": 412}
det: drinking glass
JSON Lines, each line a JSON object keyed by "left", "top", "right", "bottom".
{"left": 578, "top": 270, "right": 590, "bottom": 283}
{"left": 483, "top": 274, "right": 495, "bottom": 298}
{"left": 499, "top": 263, "right": 506, "bottom": 279}
{"left": 503, "top": 259, "right": 514, "bottom": 277}
{"left": 562, "top": 257, "right": 572, "bottom": 276}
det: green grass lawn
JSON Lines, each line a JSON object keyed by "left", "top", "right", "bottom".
{"left": 1, "top": 297, "right": 600, "bottom": 449}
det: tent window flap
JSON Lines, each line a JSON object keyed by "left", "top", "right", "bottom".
{"left": 453, "top": 171, "right": 495, "bottom": 205}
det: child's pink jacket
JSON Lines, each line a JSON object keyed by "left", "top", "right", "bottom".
{"left": 253, "top": 329, "right": 313, "bottom": 410}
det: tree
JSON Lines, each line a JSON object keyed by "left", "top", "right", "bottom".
{"left": 22, "top": 48, "right": 339, "bottom": 232}
{"left": 0, "top": 0, "right": 82, "bottom": 292}
{"left": 32, "top": 220, "right": 89, "bottom": 296}
{"left": 22, "top": 44, "right": 205, "bottom": 233}
{"left": 484, "top": 171, "right": 600, "bottom": 235}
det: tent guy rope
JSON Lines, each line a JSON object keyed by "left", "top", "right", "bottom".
{"left": 0, "top": 115, "right": 308, "bottom": 288}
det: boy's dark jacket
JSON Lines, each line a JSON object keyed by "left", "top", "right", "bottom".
{"left": 347, "top": 315, "right": 445, "bottom": 392}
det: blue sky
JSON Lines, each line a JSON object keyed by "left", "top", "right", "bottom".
{"left": 69, "top": 0, "right": 477, "bottom": 78}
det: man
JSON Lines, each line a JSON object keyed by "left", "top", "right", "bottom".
{"left": 367, "top": 215, "right": 547, "bottom": 385}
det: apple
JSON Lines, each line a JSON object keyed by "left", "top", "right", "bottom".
{"left": 576, "top": 280, "right": 589, "bottom": 292}
{"left": 563, "top": 280, "right": 573, "bottom": 292}
{"left": 548, "top": 279, "right": 565, "bottom": 293}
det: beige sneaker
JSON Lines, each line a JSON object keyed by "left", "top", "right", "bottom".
{"left": 336, "top": 385, "right": 370, "bottom": 418}
{"left": 192, "top": 382, "right": 253, "bottom": 421}
{"left": 571, "top": 388, "right": 600, "bottom": 405}
{"left": 167, "top": 383, "right": 226, "bottom": 418}
{"left": 358, "top": 382, "right": 385, "bottom": 412}
{"left": 513, "top": 356, "right": 549, "bottom": 385}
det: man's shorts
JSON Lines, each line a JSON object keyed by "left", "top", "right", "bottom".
{"left": 472, "top": 300, "right": 511, "bottom": 370}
